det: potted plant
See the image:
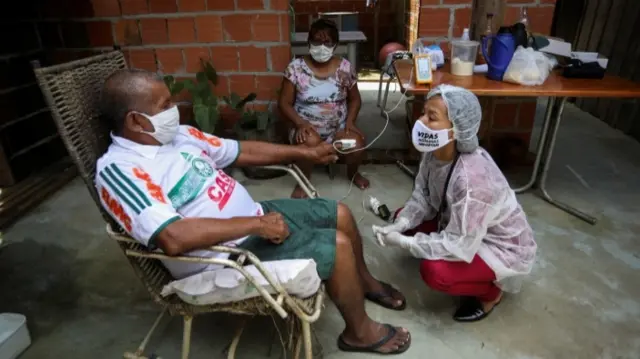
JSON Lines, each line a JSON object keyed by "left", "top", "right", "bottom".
{"left": 234, "top": 103, "right": 287, "bottom": 180}
{"left": 163, "top": 60, "right": 286, "bottom": 180}
{"left": 163, "top": 60, "right": 256, "bottom": 134}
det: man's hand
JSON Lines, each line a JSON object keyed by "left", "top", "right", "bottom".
{"left": 256, "top": 212, "right": 290, "bottom": 244}
{"left": 295, "top": 123, "right": 318, "bottom": 144}
{"left": 306, "top": 141, "right": 339, "bottom": 165}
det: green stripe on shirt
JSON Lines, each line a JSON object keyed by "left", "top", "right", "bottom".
{"left": 99, "top": 171, "right": 142, "bottom": 215}
{"left": 110, "top": 164, "right": 153, "bottom": 207}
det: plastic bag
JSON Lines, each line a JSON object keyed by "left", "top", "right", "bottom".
{"left": 503, "top": 46, "right": 554, "bottom": 86}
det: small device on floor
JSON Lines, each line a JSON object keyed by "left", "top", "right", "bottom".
{"left": 333, "top": 139, "right": 357, "bottom": 150}
{"left": 369, "top": 196, "right": 391, "bottom": 221}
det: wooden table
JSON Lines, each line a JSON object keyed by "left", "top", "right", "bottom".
{"left": 393, "top": 59, "right": 640, "bottom": 225}
{"left": 291, "top": 31, "right": 367, "bottom": 69}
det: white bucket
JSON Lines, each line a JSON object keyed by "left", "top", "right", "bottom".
{"left": 0, "top": 313, "right": 31, "bottom": 359}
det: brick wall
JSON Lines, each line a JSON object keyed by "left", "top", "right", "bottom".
{"left": 293, "top": 0, "right": 402, "bottom": 66}
{"left": 409, "top": 0, "right": 557, "bottom": 162}
{"left": 0, "top": 0, "right": 293, "bottom": 185}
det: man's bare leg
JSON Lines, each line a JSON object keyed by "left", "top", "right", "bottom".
{"left": 336, "top": 203, "right": 405, "bottom": 308}
{"left": 329, "top": 230, "right": 410, "bottom": 352}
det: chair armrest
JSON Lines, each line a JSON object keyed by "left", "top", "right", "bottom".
{"left": 257, "top": 164, "right": 318, "bottom": 199}
{"left": 106, "top": 224, "right": 323, "bottom": 320}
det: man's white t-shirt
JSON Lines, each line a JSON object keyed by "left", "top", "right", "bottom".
{"left": 95, "top": 125, "right": 263, "bottom": 279}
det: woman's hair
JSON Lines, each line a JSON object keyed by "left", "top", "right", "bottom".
{"left": 308, "top": 18, "right": 339, "bottom": 44}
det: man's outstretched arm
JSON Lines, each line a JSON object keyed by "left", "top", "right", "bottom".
{"left": 233, "top": 140, "right": 337, "bottom": 167}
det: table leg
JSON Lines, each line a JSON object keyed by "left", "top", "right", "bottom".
{"left": 534, "top": 97, "right": 598, "bottom": 225}
{"left": 513, "top": 97, "right": 556, "bottom": 194}
{"left": 347, "top": 44, "right": 356, "bottom": 69}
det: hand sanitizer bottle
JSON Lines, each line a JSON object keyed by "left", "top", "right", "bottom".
{"left": 461, "top": 28, "right": 470, "bottom": 41}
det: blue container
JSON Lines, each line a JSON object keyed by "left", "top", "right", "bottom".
{"left": 481, "top": 33, "right": 516, "bottom": 81}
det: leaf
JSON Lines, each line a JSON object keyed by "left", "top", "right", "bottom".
{"left": 208, "top": 106, "right": 220, "bottom": 131}
{"left": 171, "top": 81, "right": 185, "bottom": 95}
{"left": 202, "top": 60, "right": 218, "bottom": 85}
{"left": 222, "top": 96, "right": 231, "bottom": 107}
{"left": 196, "top": 71, "right": 208, "bottom": 85}
{"left": 193, "top": 104, "right": 211, "bottom": 133}
{"left": 237, "top": 93, "right": 257, "bottom": 109}
{"left": 229, "top": 93, "right": 243, "bottom": 109}
{"left": 205, "top": 95, "right": 218, "bottom": 107}
{"left": 196, "top": 79, "right": 210, "bottom": 100}
{"left": 183, "top": 79, "right": 196, "bottom": 92}
{"left": 163, "top": 75, "right": 175, "bottom": 88}
{"left": 256, "top": 112, "right": 270, "bottom": 132}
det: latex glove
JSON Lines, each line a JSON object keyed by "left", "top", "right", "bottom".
{"left": 377, "top": 231, "right": 413, "bottom": 249}
{"left": 374, "top": 217, "right": 410, "bottom": 236}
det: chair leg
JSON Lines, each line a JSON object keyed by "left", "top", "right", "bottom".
{"left": 226, "top": 318, "right": 247, "bottom": 359}
{"left": 181, "top": 316, "right": 193, "bottom": 359}
{"left": 380, "top": 75, "right": 393, "bottom": 116}
{"left": 377, "top": 70, "right": 385, "bottom": 107}
{"left": 302, "top": 321, "right": 313, "bottom": 359}
{"left": 123, "top": 309, "right": 168, "bottom": 359}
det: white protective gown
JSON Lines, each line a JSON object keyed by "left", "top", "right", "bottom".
{"left": 396, "top": 147, "right": 537, "bottom": 293}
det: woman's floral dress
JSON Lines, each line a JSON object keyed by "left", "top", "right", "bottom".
{"left": 284, "top": 57, "right": 357, "bottom": 143}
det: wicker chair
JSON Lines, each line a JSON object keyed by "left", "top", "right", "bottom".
{"left": 32, "top": 51, "right": 326, "bottom": 359}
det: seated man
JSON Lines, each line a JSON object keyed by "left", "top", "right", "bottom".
{"left": 95, "top": 69, "right": 411, "bottom": 355}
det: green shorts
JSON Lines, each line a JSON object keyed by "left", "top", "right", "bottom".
{"left": 236, "top": 198, "right": 338, "bottom": 280}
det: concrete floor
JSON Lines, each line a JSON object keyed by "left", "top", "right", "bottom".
{"left": 2, "top": 88, "right": 640, "bottom": 359}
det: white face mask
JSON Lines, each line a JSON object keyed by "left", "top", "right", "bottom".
{"left": 411, "top": 120, "right": 453, "bottom": 153}
{"left": 309, "top": 44, "right": 334, "bottom": 63}
{"left": 136, "top": 105, "right": 180, "bottom": 145}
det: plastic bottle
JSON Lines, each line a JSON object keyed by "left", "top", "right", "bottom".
{"left": 519, "top": 7, "right": 529, "bottom": 29}
{"left": 369, "top": 196, "right": 391, "bottom": 221}
{"left": 461, "top": 28, "right": 470, "bottom": 41}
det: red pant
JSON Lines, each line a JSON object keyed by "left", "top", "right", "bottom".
{"left": 396, "top": 210, "right": 501, "bottom": 302}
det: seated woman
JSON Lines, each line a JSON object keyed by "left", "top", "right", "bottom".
{"left": 278, "top": 19, "right": 369, "bottom": 198}
{"left": 373, "top": 85, "right": 537, "bottom": 322}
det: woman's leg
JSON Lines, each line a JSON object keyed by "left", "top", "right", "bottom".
{"left": 419, "top": 257, "right": 501, "bottom": 302}
{"left": 291, "top": 129, "right": 323, "bottom": 198}
{"left": 334, "top": 128, "right": 369, "bottom": 189}
{"left": 419, "top": 256, "right": 502, "bottom": 321}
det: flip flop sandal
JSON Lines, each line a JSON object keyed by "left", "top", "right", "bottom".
{"left": 365, "top": 281, "right": 407, "bottom": 311}
{"left": 453, "top": 297, "right": 501, "bottom": 322}
{"left": 338, "top": 324, "right": 411, "bottom": 355}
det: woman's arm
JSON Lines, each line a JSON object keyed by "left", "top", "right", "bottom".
{"left": 406, "top": 188, "right": 498, "bottom": 263}
{"left": 345, "top": 83, "right": 362, "bottom": 128}
{"left": 278, "top": 78, "right": 307, "bottom": 128}
{"left": 396, "top": 155, "right": 437, "bottom": 228}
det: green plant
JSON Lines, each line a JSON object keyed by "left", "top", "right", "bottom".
{"left": 163, "top": 60, "right": 261, "bottom": 134}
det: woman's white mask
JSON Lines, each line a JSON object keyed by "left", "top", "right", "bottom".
{"left": 411, "top": 120, "right": 453, "bottom": 153}
{"left": 136, "top": 105, "right": 180, "bottom": 145}
{"left": 309, "top": 44, "right": 334, "bottom": 63}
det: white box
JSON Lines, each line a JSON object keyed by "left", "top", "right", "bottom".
{"left": 0, "top": 313, "right": 31, "bottom": 359}
{"left": 570, "top": 51, "right": 609, "bottom": 69}
{"left": 537, "top": 36, "right": 573, "bottom": 58}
